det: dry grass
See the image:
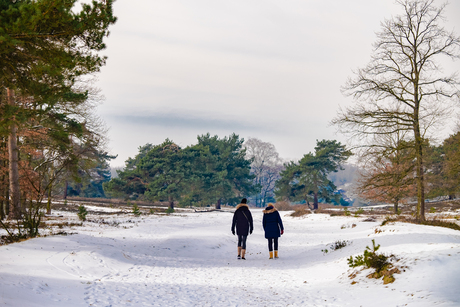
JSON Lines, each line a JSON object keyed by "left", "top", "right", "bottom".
{"left": 382, "top": 215, "right": 460, "bottom": 231}
{"left": 274, "top": 201, "right": 292, "bottom": 211}
{"left": 290, "top": 205, "right": 312, "bottom": 217}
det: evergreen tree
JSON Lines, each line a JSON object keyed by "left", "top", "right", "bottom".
{"left": 194, "top": 133, "right": 257, "bottom": 209}
{"left": 1, "top": 0, "right": 116, "bottom": 218}
{"left": 275, "top": 140, "right": 351, "bottom": 209}
{"left": 139, "top": 140, "right": 189, "bottom": 210}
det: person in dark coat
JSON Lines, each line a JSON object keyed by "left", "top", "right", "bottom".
{"left": 231, "top": 198, "right": 253, "bottom": 260}
{"left": 262, "top": 203, "right": 284, "bottom": 259}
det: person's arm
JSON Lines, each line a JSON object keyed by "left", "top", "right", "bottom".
{"left": 231, "top": 213, "right": 237, "bottom": 235}
{"left": 277, "top": 211, "right": 284, "bottom": 234}
{"left": 248, "top": 211, "right": 254, "bottom": 234}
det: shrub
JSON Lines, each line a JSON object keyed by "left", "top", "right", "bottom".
{"left": 132, "top": 203, "right": 141, "bottom": 216}
{"left": 330, "top": 240, "right": 350, "bottom": 250}
{"left": 322, "top": 240, "right": 351, "bottom": 255}
{"left": 348, "top": 239, "right": 398, "bottom": 283}
{"left": 381, "top": 216, "right": 396, "bottom": 226}
{"left": 429, "top": 207, "right": 436, "bottom": 213}
{"left": 355, "top": 208, "right": 364, "bottom": 217}
{"left": 165, "top": 207, "right": 175, "bottom": 214}
{"left": 78, "top": 205, "right": 88, "bottom": 221}
{"left": 344, "top": 208, "right": 351, "bottom": 216}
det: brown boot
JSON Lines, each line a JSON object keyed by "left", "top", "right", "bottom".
{"left": 241, "top": 249, "right": 246, "bottom": 260}
{"left": 269, "top": 251, "right": 273, "bottom": 259}
{"left": 237, "top": 246, "right": 242, "bottom": 259}
{"left": 274, "top": 250, "right": 278, "bottom": 259}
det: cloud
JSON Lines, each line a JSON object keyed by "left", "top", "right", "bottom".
{"left": 111, "top": 112, "right": 282, "bottom": 134}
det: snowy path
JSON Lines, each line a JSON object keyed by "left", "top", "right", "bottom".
{"left": 1, "top": 210, "right": 460, "bottom": 306}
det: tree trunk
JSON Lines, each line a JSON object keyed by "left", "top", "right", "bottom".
{"left": 394, "top": 200, "right": 399, "bottom": 215}
{"left": 0, "top": 185, "right": 4, "bottom": 220}
{"left": 4, "top": 183, "right": 9, "bottom": 217}
{"left": 63, "top": 180, "right": 68, "bottom": 200}
{"left": 313, "top": 192, "right": 319, "bottom": 210}
{"left": 7, "top": 88, "right": 21, "bottom": 220}
{"left": 47, "top": 188, "right": 52, "bottom": 214}
{"left": 168, "top": 196, "right": 174, "bottom": 210}
{"left": 413, "top": 102, "right": 425, "bottom": 222}
{"left": 216, "top": 198, "right": 221, "bottom": 210}
{"left": 0, "top": 141, "right": 5, "bottom": 220}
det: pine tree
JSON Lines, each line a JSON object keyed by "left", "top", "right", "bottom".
{"left": 0, "top": 0, "right": 116, "bottom": 219}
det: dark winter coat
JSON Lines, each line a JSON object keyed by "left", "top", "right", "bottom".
{"left": 231, "top": 204, "right": 254, "bottom": 236}
{"left": 262, "top": 205, "right": 284, "bottom": 238}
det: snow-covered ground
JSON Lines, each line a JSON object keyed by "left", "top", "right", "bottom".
{"left": 1, "top": 208, "right": 460, "bottom": 306}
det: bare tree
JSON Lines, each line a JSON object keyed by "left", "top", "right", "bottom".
{"left": 333, "top": 0, "right": 460, "bottom": 221}
{"left": 354, "top": 127, "right": 416, "bottom": 214}
{"left": 244, "top": 138, "right": 284, "bottom": 207}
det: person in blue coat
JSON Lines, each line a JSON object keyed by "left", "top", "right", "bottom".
{"left": 231, "top": 198, "right": 253, "bottom": 260}
{"left": 262, "top": 203, "right": 284, "bottom": 259}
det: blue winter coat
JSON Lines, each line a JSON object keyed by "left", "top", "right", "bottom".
{"left": 262, "top": 206, "right": 284, "bottom": 238}
{"left": 231, "top": 204, "right": 254, "bottom": 236}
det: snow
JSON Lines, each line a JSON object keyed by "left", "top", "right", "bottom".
{"left": 1, "top": 209, "right": 460, "bottom": 306}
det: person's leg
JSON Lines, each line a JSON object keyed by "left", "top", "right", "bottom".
{"left": 274, "top": 237, "right": 279, "bottom": 258}
{"left": 237, "top": 235, "right": 243, "bottom": 259}
{"left": 268, "top": 238, "right": 274, "bottom": 259}
{"left": 241, "top": 235, "right": 248, "bottom": 259}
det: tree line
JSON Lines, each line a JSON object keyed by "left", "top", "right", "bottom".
{"left": 103, "top": 136, "right": 352, "bottom": 211}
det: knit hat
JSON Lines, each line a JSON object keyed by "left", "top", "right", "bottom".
{"left": 241, "top": 198, "right": 247, "bottom": 204}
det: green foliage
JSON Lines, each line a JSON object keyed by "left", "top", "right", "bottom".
{"left": 348, "top": 240, "right": 391, "bottom": 273}
{"left": 78, "top": 205, "right": 88, "bottom": 221}
{"left": 0, "top": 0, "right": 116, "bottom": 219}
{"left": 67, "top": 151, "right": 116, "bottom": 198}
{"left": 429, "top": 207, "right": 436, "bottom": 213}
{"left": 132, "top": 203, "right": 141, "bottom": 216}
{"left": 192, "top": 133, "right": 257, "bottom": 206}
{"left": 323, "top": 240, "right": 351, "bottom": 255}
{"left": 0, "top": 0, "right": 117, "bottom": 130}
{"left": 355, "top": 208, "right": 364, "bottom": 217}
{"left": 165, "top": 207, "right": 175, "bottom": 214}
{"left": 104, "top": 134, "right": 256, "bottom": 208}
{"left": 330, "top": 240, "right": 350, "bottom": 250}
{"left": 344, "top": 208, "right": 351, "bottom": 216}
{"left": 275, "top": 140, "right": 351, "bottom": 209}
{"left": 426, "top": 132, "right": 460, "bottom": 199}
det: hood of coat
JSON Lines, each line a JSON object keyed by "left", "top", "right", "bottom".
{"left": 236, "top": 203, "right": 249, "bottom": 210}
{"left": 263, "top": 206, "right": 277, "bottom": 214}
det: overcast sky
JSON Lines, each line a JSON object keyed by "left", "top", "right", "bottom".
{"left": 94, "top": 0, "right": 460, "bottom": 167}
